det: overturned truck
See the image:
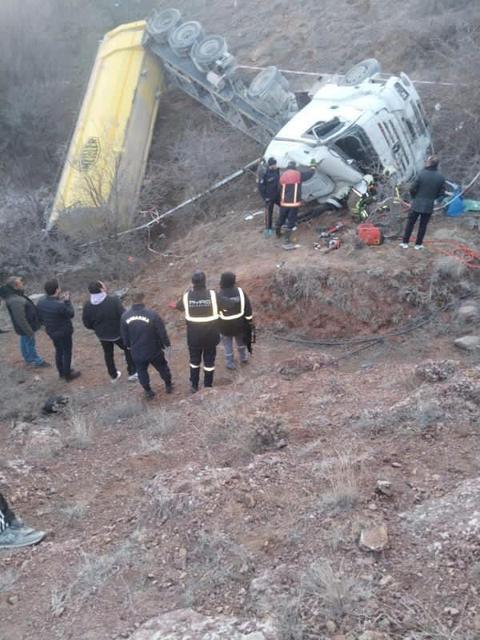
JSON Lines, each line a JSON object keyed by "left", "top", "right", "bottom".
{"left": 49, "top": 8, "right": 432, "bottom": 237}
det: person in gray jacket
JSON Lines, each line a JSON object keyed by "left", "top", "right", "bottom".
{"left": 0, "top": 276, "right": 48, "bottom": 367}
{"left": 400, "top": 155, "right": 446, "bottom": 250}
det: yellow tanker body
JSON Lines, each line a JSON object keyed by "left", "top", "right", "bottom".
{"left": 48, "top": 21, "right": 164, "bottom": 237}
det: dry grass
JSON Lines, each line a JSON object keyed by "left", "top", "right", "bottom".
{"left": 183, "top": 529, "right": 253, "bottom": 607}
{"left": 0, "top": 569, "right": 18, "bottom": 593}
{"left": 50, "top": 542, "right": 134, "bottom": 616}
{"left": 275, "top": 600, "right": 304, "bottom": 640}
{"left": 301, "top": 559, "right": 370, "bottom": 621}
{"left": 317, "top": 451, "right": 361, "bottom": 512}
{"left": 97, "top": 399, "right": 145, "bottom": 426}
{"left": 67, "top": 408, "right": 93, "bottom": 449}
{"left": 59, "top": 502, "right": 88, "bottom": 524}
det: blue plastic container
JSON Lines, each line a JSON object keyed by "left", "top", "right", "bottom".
{"left": 445, "top": 186, "right": 464, "bottom": 217}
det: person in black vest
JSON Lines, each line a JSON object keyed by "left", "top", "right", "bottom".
{"left": 82, "top": 281, "right": 137, "bottom": 383}
{"left": 0, "top": 276, "right": 48, "bottom": 367}
{"left": 176, "top": 271, "right": 221, "bottom": 392}
{"left": 120, "top": 291, "right": 172, "bottom": 400}
{"left": 36, "top": 279, "right": 81, "bottom": 382}
{"left": 0, "top": 490, "right": 45, "bottom": 549}
{"left": 258, "top": 157, "right": 280, "bottom": 237}
{"left": 218, "top": 272, "right": 253, "bottom": 370}
{"left": 400, "top": 155, "right": 446, "bottom": 250}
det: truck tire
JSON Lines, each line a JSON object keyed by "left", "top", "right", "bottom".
{"left": 147, "top": 8, "right": 182, "bottom": 44}
{"left": 168, "top": 21, "right": 204, "bottom": 57}
{"left": 340, "top": 59, "right": 381, "bottom": 86}
{"left": 191, "top": 35, "right": 227, "bottom": 72}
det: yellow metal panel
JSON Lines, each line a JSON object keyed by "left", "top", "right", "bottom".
{"left": 49, "top": 20, "right": 164, "bottom": 237}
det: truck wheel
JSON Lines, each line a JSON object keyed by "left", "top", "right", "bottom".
{"left": 340, "top": 59, "right": 381, "bottom": 86}
{"left": 168, "top": 21, "right": 204, "bottom": 57}
{"left": 147, "top": 8, "right": 182, "bottom": 44}
{"left": 191, "top": 35, "right": 227, "bottom": 72}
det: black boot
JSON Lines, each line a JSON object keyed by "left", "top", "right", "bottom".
{"left": 190, "top": 367, "right": 200, "bottom": 393}
{"left": 204, "top": 370, "right": 214, "bottom": 388}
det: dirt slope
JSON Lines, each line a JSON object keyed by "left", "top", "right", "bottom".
{"left": 2, "top": 205, "right": 480, "bottom": 639}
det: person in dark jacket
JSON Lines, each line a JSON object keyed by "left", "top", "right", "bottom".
{"left": 0, "top": 490, "right": 45, "bottom": 549}
{"left": 258, "top": 157, "right": 280, "bottom": 237}
{"left": 400, "top": 155, "right": 446, "bottom": 250}
{"left": 176, "top": 271, "right": 221, "bottom": 392}
{"left": 120, "top": 291, "right": 172, "bottom": 400}
{"left": 36, "top": 279, "right": 81, "bottom": 382}
{"left": 276, "top": 160, "right": 315, "bottom": 244}
{"left": 218, "top": 272, "right": 253, "bottom": 370}
{"left": 82, "top": 281, "right": 137, "bottom": 383}
{"left": 0, "top": 276, "right": 48, "bottom": 367}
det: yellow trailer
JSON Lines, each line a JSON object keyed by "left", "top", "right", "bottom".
{"left": 48, "top": 21, "right": 164, "bottom": 238}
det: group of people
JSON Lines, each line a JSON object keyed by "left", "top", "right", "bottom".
{"left": 258, "top": 154, "right": 446, "bottom": 249}
{"left": 0, "top": 271, "right": 254, "bottom": 399}
{"left": 257, "top": 157, "right": 315, "bottom": 245}
{"left": 0, "top": 155, "right": 446, "bottom": 551}
{"left": 0, "top": 271, "right": 254, "bottom": 548}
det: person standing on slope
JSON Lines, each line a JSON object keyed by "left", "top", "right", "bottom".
{"left": 0, "top": 276, "right": 49, "bottom": 368}
{"left": 120, "top": 291, "right": 173, "bottom": 400}
{"left": 82, "top": 280, "right": 137, "bottom": 384}
{"left": 176, "top": 271, "right": 221, "bottom": 393}
{"left": 218, "top": 271, "right": 254, "bottom": 370}
{"left": 258, "top": 157, "right": 280, "bottom": 237}
{"left": 276, "top": 160, "right": 315, "bottom": 246}
{"left": 400, "top": 155, "right": 446, "bottom": 250}
{"left": 36, "top": 279, "right": 81, "bottom": 382}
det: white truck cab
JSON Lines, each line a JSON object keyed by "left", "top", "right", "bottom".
{"left": 264, "top": 60, "right": 432, "bottom": 206}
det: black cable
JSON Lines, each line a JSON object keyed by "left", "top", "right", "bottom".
{"left": 267, "top": 301, "right": 453, "bottom": 349}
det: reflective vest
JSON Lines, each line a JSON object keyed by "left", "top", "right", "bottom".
{"left": 219, "top": 287, "right": 245, "bottom": 321}
{"left": 280, "top": 169, "right": 302, "bottom": 207}
{"left": 183, "top": 290, "right": 219, "bottom": 323}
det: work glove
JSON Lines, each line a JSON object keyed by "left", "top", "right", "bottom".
{"left": 164, "top": 346, "right": 172, "bottom": 361}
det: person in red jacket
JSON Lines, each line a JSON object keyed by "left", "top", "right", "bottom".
{"left": 276, "top": 160, "right": 315, "bottom": 245}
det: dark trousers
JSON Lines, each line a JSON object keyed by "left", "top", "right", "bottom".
{"left": 276, "top": 207, "right": 299, "bottom": 231}
{"left": 0, "top": 492, "right": 15, "bottom": 532}
{"left": 52, "top": 333, "right": 73, "bottom": 377}
{"left": 189, "top": 344, "right": 216, "bottom": 388}
{"left": 100, "top": 339, "right": 136, "bottom": 379}
{"left": 402, "top": 210, "right": 432, "bottom": 246}
{"left": 134, "top": 351, "right": 172, "bottom": 392}
{"left": 264, "top": 200, "right": 276, "bottom": 230}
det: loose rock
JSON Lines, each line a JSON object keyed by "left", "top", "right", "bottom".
{"left": 454, "top": 336, "right": 480, "bottom": 351}
{"left": 359, "top": 525, "right": 389, "bottom": 552}
{"left": 127, "top": 609, "right": 278, "bottom": 639}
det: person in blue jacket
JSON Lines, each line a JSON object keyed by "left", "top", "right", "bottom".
{"left": 37, "top": 279, "right": 81, "bottom": 382}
